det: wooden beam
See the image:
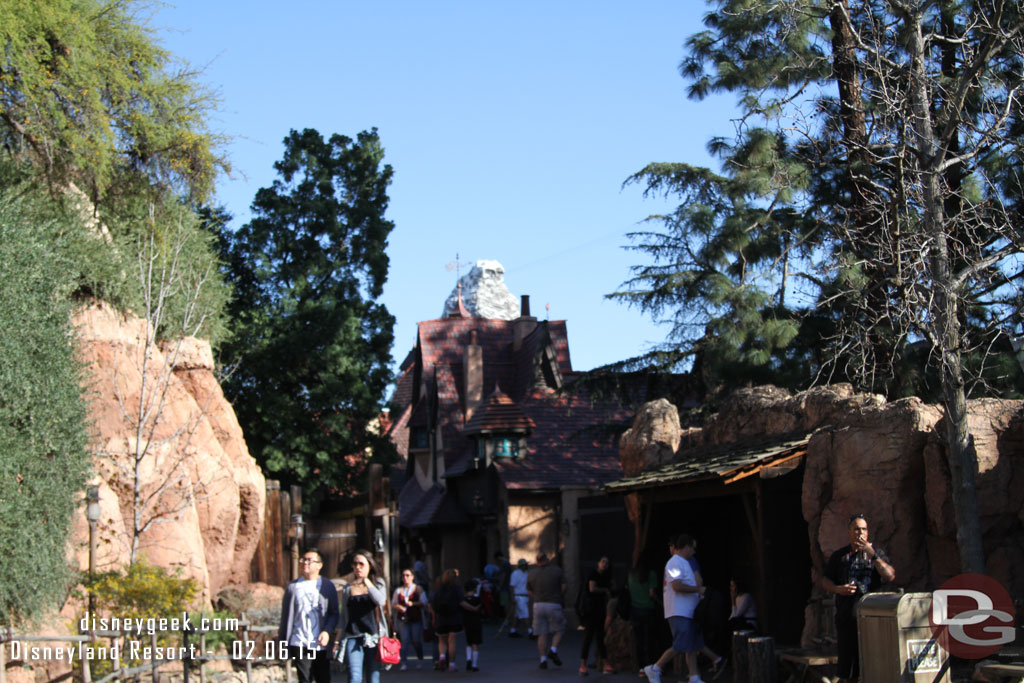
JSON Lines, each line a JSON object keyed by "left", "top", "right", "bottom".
{"left": 722, "top": 448, "right": 807, "bottom": 484}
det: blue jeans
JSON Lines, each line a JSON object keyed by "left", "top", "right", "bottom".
{"left": 344, "top": 638, "right": 380, "bottom": 683}
{"left": 397, "top": 619, "right": 424, "bottom": 663}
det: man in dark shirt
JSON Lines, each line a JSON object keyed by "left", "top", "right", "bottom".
{"left": 528, "top": 552, "right": 567, "bottom": 669}
{"left": 822, "top": 514, "right": 896, "bottom": 683}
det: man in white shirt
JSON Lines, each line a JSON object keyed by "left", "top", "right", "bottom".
{"left": 508, "top": 558, "right": 532, "bottom": 638}
{"left": 643, "top": 534, "right": 706, "bottom": 683}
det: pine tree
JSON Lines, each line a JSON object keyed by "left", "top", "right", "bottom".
{"left": 222, "top": 128, "right": 396, "bottom": 496}
{"left": 614, "top": 0, "right": 1024, "bottom": 572}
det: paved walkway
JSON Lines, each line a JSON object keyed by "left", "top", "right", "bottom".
{"left": 347, "top": 625, "right": 653, "bottom": 682}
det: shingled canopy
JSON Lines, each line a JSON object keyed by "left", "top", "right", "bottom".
{"left": 605, "top": 433, "right": 811, "bottom": 495}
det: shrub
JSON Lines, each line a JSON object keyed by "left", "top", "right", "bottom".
{"left": 0, "top": 180, "right": 91, "bottom": 627}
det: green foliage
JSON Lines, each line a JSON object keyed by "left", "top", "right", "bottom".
{"left": 87, "top": 558, "right": 200, "bottom": 620}
{"left": 611, "top": 0, "right": 1024, "bottom": 403}
{"left": 0, "top": 0, "right": 228, "bottom": 204}
{"left": 0, "top": 181, "right": 91, "bottom": 627}
{"left": 221, "top": 128, "right": 397, "bottom": 496}
{"left": 83, "top": 559, "right": 200, "bottom": 674}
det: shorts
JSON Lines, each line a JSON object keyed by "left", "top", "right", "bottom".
{"left": 532, "top": 602, "right": 566, "bottom": 636}
{"left": 514, "top": 595, "right": 530, "bottom": 619}
{"left": 667, "top": 616, "right": 703, "bottom": 653}
{"left": 465, "top": 622, "right": 483, "bottom": 646}
{"left": 435, "top": 623, "right": 464, "bottom": 635}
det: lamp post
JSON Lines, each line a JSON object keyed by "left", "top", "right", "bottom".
{"left": 85, "top": 486, "right": 100, "bottom": 615}
{"left": 289, "top": 514, "right": 304, "bottom": 580}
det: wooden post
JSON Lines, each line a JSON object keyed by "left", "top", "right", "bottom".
{"left": 80, "top": 638, "right": 91, "bottom": 683}
{"left": 113, "top": 636, "right": 122, "bottom": 681}
{"left": 733, "top": 630, "right": 754, "bottom": 683}
{"left": 151, "top": 632, "right": 159, "bottom": 683}
{"left": 199, "top": 632, "right": 206, "bottom": 683}
{"left": 241, "top": 613, "right": 252, "bottom": 683}
{"left": 2, "top": 639, "right": 7, "bottom": 683}
{"left": 747, "top": 636, "right": 776, "bottom": 683}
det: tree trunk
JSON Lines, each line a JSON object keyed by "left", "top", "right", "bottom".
{"left": 905, "top": 5, "right": 986, "bottom": 573}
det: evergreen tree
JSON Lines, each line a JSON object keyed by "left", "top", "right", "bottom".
{"left": 614, "top": 0, "right": 1024, "bottom": 572}
{"left": 222, "top": 128, "right": 396, "bottom": 496}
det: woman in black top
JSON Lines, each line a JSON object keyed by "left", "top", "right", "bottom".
{"left": 336, "top": 550, "right": 388, "bottom": 683}
{"left": 579, "top": 556, "right": 614, "bottom": 676}
{"left": 430, "top": 569, "right": 464, "bottom": 672}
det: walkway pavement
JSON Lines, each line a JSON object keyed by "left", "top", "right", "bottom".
{"left": 357, "top": 625, "right": 651, "bottom": 682}
{"left": 331, "top": 621, "right": 730, "bottom": 682}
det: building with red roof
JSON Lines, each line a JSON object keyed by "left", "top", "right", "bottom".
{"left": 387, "top": 291, "right": 638, "bottom": 593}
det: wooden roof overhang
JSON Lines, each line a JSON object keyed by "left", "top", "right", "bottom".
{"left": 604, "top": 433, "right": 810, "bottom": 501}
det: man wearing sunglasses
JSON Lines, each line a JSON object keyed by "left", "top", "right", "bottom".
{"left": 822, "top": 514, "right": 896, "bottom": 683}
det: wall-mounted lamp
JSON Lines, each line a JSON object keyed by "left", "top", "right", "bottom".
{"left": 373, "top": 528, "right": 385, "bottom": 553}
{"left": 85, "top": 486, "right": 100, "bottom": 614}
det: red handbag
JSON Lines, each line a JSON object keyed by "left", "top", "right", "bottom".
{"left": 378, "top": 634, "right": 401, "bottom": 665}
{"left": 376, "top": 605, "right": 402, "bottom": 665}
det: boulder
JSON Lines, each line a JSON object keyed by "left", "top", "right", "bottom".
{"left": 618, "top": 398, "right": 682, "bottom": 477}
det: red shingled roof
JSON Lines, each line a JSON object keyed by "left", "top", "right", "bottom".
{"left": 495, "top": 385, "right": 632, "bottom": 490}
{"left": 385, "top": 313, "right": 630, "bottom": 493}
{"left": 464, "top": 386, "right": 536, "bottom": 434}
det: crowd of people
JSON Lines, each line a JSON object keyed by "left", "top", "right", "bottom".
{"left": 276, "top": 513, "right": 893, "bottom": 683}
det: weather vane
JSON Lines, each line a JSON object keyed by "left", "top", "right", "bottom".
{"left": 445, "top": 252, "right": 471, "bottom": 281}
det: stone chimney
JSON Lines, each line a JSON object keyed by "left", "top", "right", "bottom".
{"left": 513, "top": 295, "right": 538, "bottom": 352}
{"left": 463, "top": 329, "right": 483, "bottom": 421}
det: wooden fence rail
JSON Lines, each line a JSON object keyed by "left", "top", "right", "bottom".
{"left": 1, "top": 616, "right": 293, "bottom": 683}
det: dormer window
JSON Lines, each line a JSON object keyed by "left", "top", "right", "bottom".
{"left": 464, "top": 386, "right": 535, "bottom": 467}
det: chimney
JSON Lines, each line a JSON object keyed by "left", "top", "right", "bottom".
{"left": 513, "top": 294, "right": 538, "bottom": 352}
{"left": 463, "top": 329, "right": 483, "bottom": 421}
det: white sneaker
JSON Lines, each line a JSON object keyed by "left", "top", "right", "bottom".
{"left": 642, "top": 665, "right": 661, "bottom": 683}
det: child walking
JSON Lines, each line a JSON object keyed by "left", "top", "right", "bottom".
{"left": 462, "top": 579, "right": 484, "bottom": 672}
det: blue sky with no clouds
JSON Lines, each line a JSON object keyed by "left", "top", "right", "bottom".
{"left": 153, "top": 1, "right": 738, "bottom": 374}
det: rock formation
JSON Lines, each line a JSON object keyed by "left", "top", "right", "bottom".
{"left": 441, "top": 260, "right": 520, "bottom": 319}
{"left": 71, "top": 300, "right": 265, "bottom": 602}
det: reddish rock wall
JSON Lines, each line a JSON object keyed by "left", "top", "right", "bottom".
{"left": 70, "top": 301, "right": 266, "bottom": 601}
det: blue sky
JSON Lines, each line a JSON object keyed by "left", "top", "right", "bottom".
{"left": 153, "top": 1, "right": 738, "bottom": 374}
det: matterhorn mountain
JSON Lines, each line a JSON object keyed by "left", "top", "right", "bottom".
{"left": 441, "top": 259, "right": 520, "bottom": 320}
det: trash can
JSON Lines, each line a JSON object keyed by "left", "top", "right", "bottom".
{"left": 857, "top": 592, "right": 950, "bottom": 682}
